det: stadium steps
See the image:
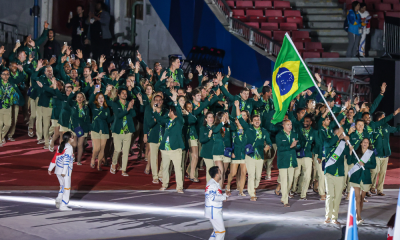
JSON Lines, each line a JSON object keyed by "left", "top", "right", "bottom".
{"left": 287, "top": 0, "right": 379, "bottom": 57}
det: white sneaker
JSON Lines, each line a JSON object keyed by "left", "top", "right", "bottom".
{"left": 37, "top": 139, "right": 45, "bottom": 144}
{"left": 59, "top": 205, "right": 72, "bottom": 211}
{"left": 7, "top": 137, "right": 15, "bottom": 142}
{"left": 356, "top": 219, "right": 364, "bottom": 225}
{"left": 55, "top": 198, "right": 61, "bottom": 209}
{"left": 1, "top": 138, "right": 5, "bottom": 144}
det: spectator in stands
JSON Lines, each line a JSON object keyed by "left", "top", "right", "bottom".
{"left": 358, "top": 3, "right": 370, "bottom": 57}
{"left": 346, "top": 1, "right": 362, "bottom": 57}
{"left": 43, "top": 29, "right": 61, "bottom": 61}
{"left": 67, "top": 5, "right": 89, "bottom": 59}
{"left": 88, "top": 1, "right": 112, "bottom": 61}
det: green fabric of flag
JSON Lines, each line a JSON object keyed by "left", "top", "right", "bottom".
{"left": 271, "top": 33, "right": 315, "bottom": 124}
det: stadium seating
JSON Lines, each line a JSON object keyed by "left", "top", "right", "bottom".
{"left": 280, "top": 23, "right": 297, "bottom": 31}
{"left": 274, "top": 1, "right": 292, "bottom": 10}
{"left": 236, "top": 1, "right": 253, "bottom": 9}
{"left": 261, "top": 22, "right": 279, "bottom": 31}
{"left": 305, "top": 42, "right": 324, "bottom": 52}
{"left": 254, "top": 1, "right": 273, "bottom": 9}
{"left": 292, "top": 31, "right": 311, "bottom": 42}
{"left": 322, "top": 52, "right": 340, "bottom": 58}
{"left": 303, "top": 52, "right": 321, "bottom": 59}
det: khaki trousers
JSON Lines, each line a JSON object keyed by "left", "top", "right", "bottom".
{"left": 112, "top": 133, "right": 132, "bottom": 172}
{"left": 204, "top": 158, "right": 215, "bottom": 183}
{"left": 36, "top": 106, "right": 52, "bottom": 146}
{"left": 149, "top": 142, "right": 162, "bottom": 180}
{"left": 325, "top": 173, "right": 344, "bottom": 220}
{"left": 245, "top": 155, "right": 264, "bottom": 197}
{"left": 279, "top": 167, "right": 294, "bottom": 204}
{"left": 371, "top": 157, "right": 388, "bottom": 193}
{"left": 345, "top": 163, "right": 354, "bottom": 193}
{"left": 264, "top": 143, "right": 277, "bottom": 177}
{"left": 7, "top": 105, "right": 19, "bottom": 138}
{"left": 160, "top": 149, "right": 183, "bottom": 190}
{"left": 313, "top": 154, "right": 326, "bottom": 196}
{"left": 292, "top": 157, "right": 312, "bottom": 198}
{"left": 29, "top": 98, "right": 38, "bottom": 130}
{"left": 0, "top": 108, "right": 12, "bottom": 141}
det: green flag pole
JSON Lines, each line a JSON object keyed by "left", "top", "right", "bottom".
{"left": 283, "top": 32, "right": 364, "bottom": 169}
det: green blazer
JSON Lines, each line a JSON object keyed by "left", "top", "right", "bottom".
{"left": 211, "top": 123, "right": 226, "bottom": 156}
{"left": 144, "top": 105, "right": 169, "bottom": 144}
{"left": 373, "top": 123, "right": 400, "bottom": 157}
{"left": 154, "top": 104, "right": 185, "bottom": 151}
{"left": 298, "top": 127, "right": 321, "bottom": 158}
{"left": 106, "top": 97, "right": 137, "bottom": 134}
{"left": 239, "top": 115, "right": 272, "bottom": 160}
{"left": 199, "top": 124, "right": 223, "bottom": 159}
{"left": 348, "top": 152, "right": 376, "bottom": 184}
{"left": 67, "top": 92, "right": 91, "bottom": 133}
{"left": 89, "top": 93, "right": 113, "bottom": 134}
{"left": 325, "top": 140, "right": 351, "bottom": 177}
{"left": 276, "top": 130, "right": 301, "bottom": 169}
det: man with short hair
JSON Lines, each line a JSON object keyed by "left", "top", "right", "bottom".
{"left": 291, "top": 115, "right": 320, "bottom": 200}
{"left": 153, "top": 90, "right": 185, "bottom": 193}
{"left": 144, "top": 94, "right": 168, "bottom": 184}
{"left": 205, "top": 166, "right": 227, "bottom": 240}
{"left": 0, "top": 69, "right": 20, "bottom": 146}
{"left": 276, "top": 119, "right": 300, "bottom": 207}
{"left": 370, "top": 111, "right": 400, "bottom": 196}
{"left": 32, "top": 61, "right": 58, "bottom": 149}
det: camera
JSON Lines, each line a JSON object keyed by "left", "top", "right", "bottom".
{"left": 209, "top": 90, "right": 216, "bottom": 95}
{"left": 154, "top": 103, "right": 159, "bottom": 107}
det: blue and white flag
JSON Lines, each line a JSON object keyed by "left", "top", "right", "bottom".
{"left": 345, "top": 187, "right": 358, "bottom": 240}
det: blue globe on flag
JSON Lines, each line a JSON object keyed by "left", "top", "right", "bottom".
{"left": 276, "top": 67, "right": 295, "bottom": 95}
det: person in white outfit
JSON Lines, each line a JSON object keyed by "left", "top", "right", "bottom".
{"left": 48, "top": 131, "right": 75, "bottom": 211}
{"left": 358, "top": 3, "right": 370, "bottom": 57}
{"left": 205, "top": 166, "right": 228, "bottom": 240}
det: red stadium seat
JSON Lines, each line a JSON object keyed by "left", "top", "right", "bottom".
{"left": 284, "top": 10, "right": 301, "bottom": 17}
{"left": 382, "top": 0, "right": 399, "bottom": 4}
{"left": 236, "top": 1, "right": 253, "bottom": 9}
{"left": 273, "top": 31, "right": 290, "bottom": 43}
{"left": 375, "top": 3, "right": 392, "bottom": 11}
{"left": 246, "top": 22, "right": 260, "bottom": 29}
{"left": 274, "top": 1, "right": 292, "bottom": 10}
{"left": 232, "top": 9, "right": 245, "bottom": 16}
{"left": 322, "top": 52, "right": 340, "bottom": 58}
{"left": 393, "top": 4, "right": 400, "bottom": 11}
{"left": 265, "top": 10, "right": 284, "bottom": 23}
{"left": 254, "top": 1, "right": 273, "bottom": 9}
{"left": 386, "top": 11, "right": 400, "bottom": 17}
{"left": 259, "top": 30, "right": 272, "bottom": 38}
{"left": 294, "top": 42, "right": 304, "bottom": 53}
{"left": 305, "top": 42, "right": 324, "bottom": 52}
{"left": 292, "top": 31, "right": 311, "bottom": 42}
{"left": 303, "top": 52, "right": 321, "bottom": 59}
{"left": 226, "top": 1, "right": 235, "bottom": 8}
{"left": 280, "top": 22, "right": 297, "bottom": 30}
{"left": 261, "top": 22, "right": 279, "bottom": 30}
{"left": 286, "top": 17, "right": 304, "bottom": 28}
{"left": 247, "top": 9, "right": 264, "bottom": 16}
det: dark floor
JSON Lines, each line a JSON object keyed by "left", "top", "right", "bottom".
{"left": 0, "top": 189, "right": 396, "bottom": 240}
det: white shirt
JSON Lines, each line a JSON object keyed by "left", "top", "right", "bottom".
{"left": 205, "top": 178, "right": 227, "bottom": 219}
{"left": 48, "top": 143, "right": 74, "bottom": 176}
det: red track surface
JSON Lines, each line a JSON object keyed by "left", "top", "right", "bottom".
{"left": 1, "top": 112, "right": 400, "bottom": 191}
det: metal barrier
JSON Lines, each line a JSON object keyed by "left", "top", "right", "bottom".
{"left": 0, "top": 21, "right": 23, "bottom": 45}
{"left": 383, "top": 16, "right": 400, "bottom": 57}
{"left": 211, "top": 0, "right": 281, "bottom": 56}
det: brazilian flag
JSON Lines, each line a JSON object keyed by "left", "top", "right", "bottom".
{"left": 271, "top": 33, "right": 315, "bottom": 124}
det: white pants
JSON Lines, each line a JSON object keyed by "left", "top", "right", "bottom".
{"left": 209, "top": 213, "right": 225, "bottom": 240}
{"left": 359, "top": 32, "right": 367, "bottom": 57}
{"left": 56, "top": 173, "right": 72, "bottom": 207}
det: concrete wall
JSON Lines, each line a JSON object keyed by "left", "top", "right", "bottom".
{"left": 112, "top": 0, "right": 184, "bottom": 66}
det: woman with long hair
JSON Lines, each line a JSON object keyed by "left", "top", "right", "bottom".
{"left": 199, "top": 112, "right": 220, "bottom": 183}
{"left": 348, "top": 137, "right": 376, "bottom": 225}
{"left": 67, "top": 91, "right": 90, "bottom": 165}
{"left": 226, "top": 117, "right": 248, "bottom": 196}
{"left": 89, "top": 87, "right": 113, "bottom": 170}
{"left": 211, "top": 111, "right": 230, "bottom": 188}
{"left": 48, "top": 131, "right": 75, "bottom": 211}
